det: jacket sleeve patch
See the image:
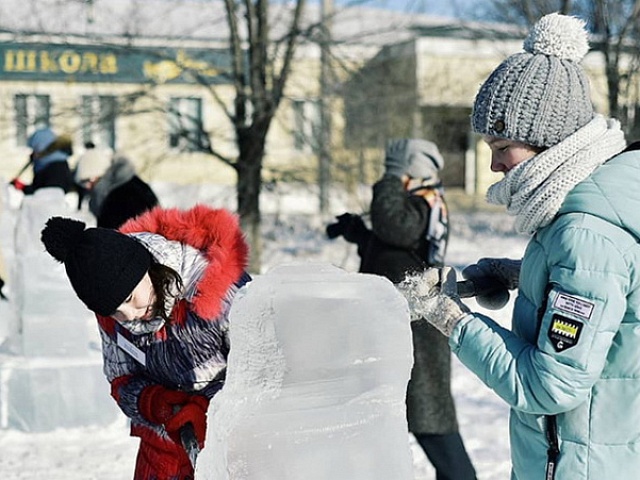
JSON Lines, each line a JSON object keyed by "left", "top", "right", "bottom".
{"left": 548, "top": 314, "right": 583, "bottom": 352}
{"left": 553, "top": 292, "right": 595, "bottom": 320}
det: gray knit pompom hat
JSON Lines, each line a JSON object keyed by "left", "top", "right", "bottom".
{"left": 471, "top": 13, "right": 595, "bottom": 148}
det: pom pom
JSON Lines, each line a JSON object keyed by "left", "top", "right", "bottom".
{"left": 523, "top": 12, "right": 589, "bottom": 63}
{"left": 41, "top": 217, "right": 86, "bottom": 263}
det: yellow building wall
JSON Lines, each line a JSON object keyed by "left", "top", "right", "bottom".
{"left": 0, "top": 63, "right": 324, "bottom": 186}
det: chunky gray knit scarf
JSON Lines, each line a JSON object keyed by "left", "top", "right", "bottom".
{"left": 486, "top": 115, "right": 626, "bottom": 235}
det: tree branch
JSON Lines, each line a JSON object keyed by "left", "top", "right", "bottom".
{"left": 225, "top": 0, "right": 248, "bottom": 131}
{"left": 272, "top": 0, "right": 306, "bottom": 115}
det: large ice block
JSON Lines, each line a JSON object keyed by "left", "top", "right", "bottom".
{"left": 197, "top": 263, "right": 415, "bottom": 480}
{"left": 0, "top": 353, "right": 120, "bottom": 431}
{"left": 5, "top": 187, "right": 93, "bottom": 357}
{"left": 0, "top": 188, "right": 119, "bottom": 431}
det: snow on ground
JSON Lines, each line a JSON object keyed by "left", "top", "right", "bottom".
{"left": 0, "top": 185, "right": 528, "bottom": 479}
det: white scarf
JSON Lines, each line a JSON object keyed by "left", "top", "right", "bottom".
{"left": 486, "top": 115, "right": 627, "bottom": 235}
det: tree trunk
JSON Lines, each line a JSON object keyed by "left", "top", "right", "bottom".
{"left": 605, "top": 54, "right": 621, "bottom": 121}
{"left": 237, "top": 131, "right": 265, "bottom": 274}
{"left": 318, "top": 0, "right": 334, "bottom": 214}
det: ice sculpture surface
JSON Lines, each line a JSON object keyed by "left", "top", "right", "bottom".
{"left": 197, "top": 263, "right": 415, "bottom": 480}
{"left": 0, "top": 188, "right": 119, "bottom": 431}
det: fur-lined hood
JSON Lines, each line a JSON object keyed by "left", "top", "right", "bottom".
{"left": 119, "top": 204, "right": 249, "bottom": 320}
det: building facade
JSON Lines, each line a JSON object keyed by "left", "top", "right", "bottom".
{"left": 1, "top": 1, "right": 637, "bottom": 197}
{"left": 343, "top": 21, "right": 637, "bottom": 194}
{"left": 0, "top": 0, "right": 349, "bottom": 186}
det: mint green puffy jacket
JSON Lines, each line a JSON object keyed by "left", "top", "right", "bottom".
{"left": 451, "top": 149, "right": 640, "bottom": 480}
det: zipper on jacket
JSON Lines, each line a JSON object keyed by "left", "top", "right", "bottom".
{"left": 537, "top": 282, "right": 560, "bottom": 479}
{"left": 545, "top": 415, "right": 560, "bottom": 480}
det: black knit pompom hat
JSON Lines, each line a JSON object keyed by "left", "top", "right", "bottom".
{"left": 41, "top": 217, "right": 152, "bottom": 316}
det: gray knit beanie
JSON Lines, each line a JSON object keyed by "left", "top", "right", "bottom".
{"left": 471, "top": 13, "right": 595, "bottom": 148}
{"left": 405, "top": 140, "right": 445, "bottom": 180}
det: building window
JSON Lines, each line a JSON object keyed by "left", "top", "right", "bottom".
{"left": 14, "top": 94, "right": 50, "bottom": 146}
{"left": 292, "top": 99, "right": 320, "bottom": 153}
{"left": 82, "top": 95, "right": 117, "bottom": 149}
{"left": 168, "top": 97, "right": 205, "bottom": 152}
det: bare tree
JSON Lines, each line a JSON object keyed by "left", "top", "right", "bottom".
{"left": 195, "top": 0, "right": 303, "bottom": 273}
{"left": 588, "top": 0, "right": 640, "bottom": 125}
{"left": 75, "top": 1, "right": 313, "bottom": 274}
{"left": 2, "top": 0, "right": 458, "bottom": 274}
{"left": 480, "top": 0, "right": 574, "bottom": 24}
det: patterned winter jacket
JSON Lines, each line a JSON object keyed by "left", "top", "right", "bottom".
{"left": 450, "top": 149, "right": 640, "bottom": 479}
{"left": 95, "top": 205, "right": 249, "bottom": 442}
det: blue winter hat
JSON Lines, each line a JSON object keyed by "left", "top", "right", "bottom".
{"left": 28, "top": 128, "right": 58, "bottom": 153}
{"left": 27, "top": 128, "right": 72, "bottom": 172}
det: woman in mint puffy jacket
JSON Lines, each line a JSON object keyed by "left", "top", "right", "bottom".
{"left": 401, "top": 13, "right": 640, "bottom": 480}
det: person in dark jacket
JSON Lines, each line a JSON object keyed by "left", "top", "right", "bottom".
{"left": 84, "top": 154, "right": 159, "bottom": 229}
{"left": 10, "top": 127, "right": 74, "bottom": 194}
{"left": 327, "top": 138, "right": 476, "bottom": 480}
{"left": 41, "top": 205, "right": 250, "bottom": 479}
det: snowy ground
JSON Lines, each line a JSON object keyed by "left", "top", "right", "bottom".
{"left": 0, "top": 184, "right": 528, "bottom": 479}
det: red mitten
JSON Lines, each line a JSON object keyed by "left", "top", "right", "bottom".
{"left": 138, "top": 385, "right": 190, "bottom": 425}
{"left": 164, "top": 395, "right": 209, "bottom": 449}
{"left": 9, "top": 178, "right": 25, "bottom": 191}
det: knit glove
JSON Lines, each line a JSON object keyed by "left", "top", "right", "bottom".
{"left": 9, "top": 178, "right": 25, "bottom": 191}
{"left": 384, "top": 139, "right": 414, "bottom": 178}
{"left": 139, "top": 385, "right": 190, "bottom": 425}
{"left": 398, "top": 266, "right": 470, "bottom": 337}
{"left": 139, "top": 385, "right": 209, "bottom": 448}
{"left": 164, "top": 395, "right": 209, "bottom": 449}
{"left": 462, "top": 258, "right": 521, "bottom": 291}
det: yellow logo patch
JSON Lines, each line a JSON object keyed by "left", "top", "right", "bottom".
{"left": 548, "top": 314, "right": 583, "bottom": 352}
{"left": 551, "top": 320, "right": 579, "bottom": 339}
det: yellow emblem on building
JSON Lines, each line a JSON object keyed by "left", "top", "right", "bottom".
{"left": 143, "top": 50, "right": 220, "bottom": 84}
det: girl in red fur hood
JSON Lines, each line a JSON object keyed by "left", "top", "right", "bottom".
{"left": 41, "top": 205, "right": 250, "bottom": 479}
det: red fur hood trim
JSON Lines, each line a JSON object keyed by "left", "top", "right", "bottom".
{"left": 119, "top": 204, "right": 249, "bottom": 320}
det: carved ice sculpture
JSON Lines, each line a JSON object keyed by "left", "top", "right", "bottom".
{"left": 197, "top": 263, "right": 415, "bottom": 480}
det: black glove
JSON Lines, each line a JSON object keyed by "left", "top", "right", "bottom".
{"left": 326, "top": 213, "right": 352, "bottom": 239}
{"left": 461, "top": 258, "right": 520, "bottom": 310}
{"left": 462, "top": 258, "right": 521, "bottom": 291}
{"left": 326, "top": 213, "right": 365, "bottom": 241}
{"left": 342, "top": 214, "right": 367, "bottom": 243}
